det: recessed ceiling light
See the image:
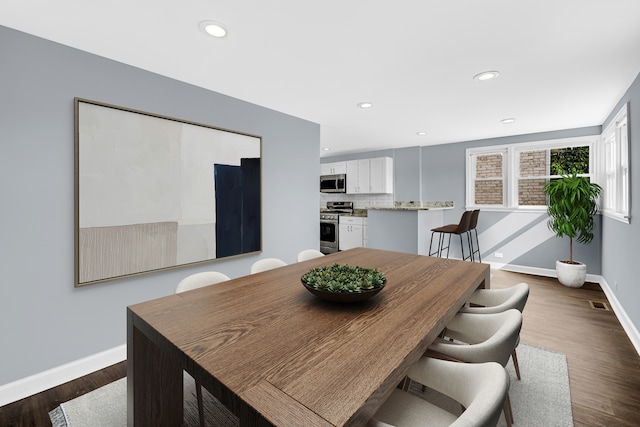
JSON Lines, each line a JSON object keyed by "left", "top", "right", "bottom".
{"left": 473, "top": 71, "right": 500, "bottom": 81}
{"left": 322, "top": 147, "right": 331, "bottom": 151}
{"left": 416, "top": 131, "right": 427, "bottom": 136}
{"left": 501, "top": 118, "right": 516, "bottom": 124}
{"left": 199, "top": 20, "right": 227, "bottom": 38}
{"left": 357, "top": 102, "right": 373, "bottom": 109}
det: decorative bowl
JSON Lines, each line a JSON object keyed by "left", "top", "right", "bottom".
{"left": 300, "top": 263, "right": 386, "bottom": 303}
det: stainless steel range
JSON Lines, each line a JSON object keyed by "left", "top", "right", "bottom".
{"left": 320, "top": 201, "right": 353, "bottom": 254}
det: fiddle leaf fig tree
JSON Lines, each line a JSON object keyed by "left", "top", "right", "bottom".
{"left": 543, "top": 171, "right": 602, "bottom": 263}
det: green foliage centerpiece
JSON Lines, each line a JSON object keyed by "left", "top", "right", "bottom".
{"left": 301, "top": 263, "right": 386, "bottom": 302}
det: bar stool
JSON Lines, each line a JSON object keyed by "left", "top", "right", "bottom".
{"left": 468, "top": 209, "right": 481, "bottom": 262}
{"left": 429, "top": 210, "right": 473, "bottom": 261}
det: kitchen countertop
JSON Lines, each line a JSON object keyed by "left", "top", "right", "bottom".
{"left": 367, "top": 201, "right": 454, "bottom": 211}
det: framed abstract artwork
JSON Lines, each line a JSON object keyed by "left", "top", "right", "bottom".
{"left": 74, "top": 98, "right": 261, "bottom": 286}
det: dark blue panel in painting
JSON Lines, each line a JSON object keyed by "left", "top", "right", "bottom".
{"left": 215, "top": 164, "right": 243, "bottom": 258}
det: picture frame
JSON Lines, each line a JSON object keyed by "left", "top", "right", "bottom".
{"left": 74, "top": 98, "right": 261, "bottom": 287}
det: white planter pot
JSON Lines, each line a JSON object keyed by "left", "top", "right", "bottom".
{"left": 556, "top": 260, "right": 586, "bottom": 288}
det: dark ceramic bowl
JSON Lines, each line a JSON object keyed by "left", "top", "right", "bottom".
{"left": 301, "top": 280, "right": 386, "bottom": 303}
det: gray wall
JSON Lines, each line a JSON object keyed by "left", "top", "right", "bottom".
{"left": 325, "top": 72, "right": 640, "bottom": 340}
{"left": 0, "top": 26, "right": 320, "bottom": 385}
{"left": 421, "top": 127, "right": 602, "bottom": 270}
{"left": 600, "top": 72, "right": 640, "bottom": 332}
{"left": 323, "top": 127, "right": 603, "bottom": 272}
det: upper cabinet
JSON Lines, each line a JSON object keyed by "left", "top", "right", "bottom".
{"left": 320, "top": 161, "right": 346, "bottom": 175}
{"left": 369, "top": 157, "right": 393, "bottom": 194}
{"left": 346, "top": 159, "right": 370, "bottom": 194}
{"left": 346, "top": 156, "right": 393, "bottom": 194}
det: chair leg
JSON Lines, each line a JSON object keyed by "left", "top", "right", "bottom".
{"left": 460, "top": 234, "right": 473, "bottom": 261}
{"left": 511, "top": 348, "right": 521, "bottom": 380}
{"left": 429, "top": 231, "right": 442, "bottom": 257}
{"left": 196, "top": 380, "right": 205, "bottom": 427}
{"left": 503, "top": 392, "right": 514, "bottom": 427}
{"left": 429, "top": 231, "right": 436, "bottom": 256}
{"left": 473, "top": 228, "right": 481, "bottom": 262}
{"left": 444, "top": 234, "right": 452, "bottom": 258}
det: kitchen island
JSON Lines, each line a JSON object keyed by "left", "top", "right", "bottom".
{"left": 366, "top": 201, "right": 453, "bottom": 255}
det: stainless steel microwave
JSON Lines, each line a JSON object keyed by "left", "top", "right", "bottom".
{"left": 320, "top": 174, "right": 346, "bottom": 193}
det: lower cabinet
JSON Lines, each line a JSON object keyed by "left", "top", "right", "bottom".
{"left": 339, "top": 216, "right": 366, "bottom": 251}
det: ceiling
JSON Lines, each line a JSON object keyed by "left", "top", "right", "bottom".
{"left": 2, "top": 0, "right": 640, "bottom": 157}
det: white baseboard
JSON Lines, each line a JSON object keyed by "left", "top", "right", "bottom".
{"left": 597, "top": 277, "right": 640, "bottom": 357}
{"left": 491, "top": 262, "right": 640, "bottom": 357}
{"left": 0, "top": 344, "right": 126, "bottom": 407}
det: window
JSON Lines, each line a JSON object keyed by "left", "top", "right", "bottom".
{"left": 600, "top": 103, "right": 630, "bottom": 223}
{"left": 467, "top": 137, "right": 596, "bottom": 210}
{"left": 472, "top": 151, "right": 505, "bottom": 206}
{"left": 517, "top": 149, "right": 547, "bottom": 206}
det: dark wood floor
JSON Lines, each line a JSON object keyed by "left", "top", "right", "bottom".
{"left": 1, "top": 270, "right": 639, "bottom": 426}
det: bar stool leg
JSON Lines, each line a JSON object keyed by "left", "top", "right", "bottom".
{"left": 474, "top": 228, "right": 481, "bottom": 262}
{"left": 443, "top": 234, "right": 452, "bottom": 258}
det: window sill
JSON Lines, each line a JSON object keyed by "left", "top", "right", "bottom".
{"left": 603, "top": 211, "right": 630, "bottom": 224}
{"left": 465, "top": 205, "right": 548, "bottom": 214}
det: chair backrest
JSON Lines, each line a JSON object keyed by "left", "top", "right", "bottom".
{"left": 407, "top": 357, "right": 509, "bottom": 427}
{"left": 250, "top": 258, "right": 287, "bottom": 274}
{"left": 453, "top": 210, "right": 473, "bottom": 234}
{"left": 175, "top": 271, "right": 231, "bottom": 294}
{"left": 460, "top": 282, "right": 530, "bottom": 314}
{"left": 432, "top": 309, "right": 523, "bottom": 367}
{"left": 297, "top": 249, "right": 325, "bottom": 262}
{"left": 469, "top": 209, "right": 480, "bottom": 230}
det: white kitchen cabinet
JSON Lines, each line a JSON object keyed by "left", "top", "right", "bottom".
{"left": 369, "top": 157, "right": 394, "bottom": 194}
{"left": 346, "top": 157, "right": 393, "bottom": 194}
{"left": 339, "top": 216, "right": 365, "bottom": 250}
{"left": 321, "top": 161, "right": 346, "bottom": 175}
{"left": 346, "top": 159, "right": 370, "bottom": 194}
{"left": 363, "top": 218, "right": 368, "bottom": 248}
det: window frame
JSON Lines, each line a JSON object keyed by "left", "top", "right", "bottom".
{"left": 466, "top": 136, "right": 598, "bottom": 212}
{"left": 599, "top": 103, "right": 630, "bottom": 224}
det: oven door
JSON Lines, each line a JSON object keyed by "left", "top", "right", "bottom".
{"left": 320, "top": 219, "right": 339, "bottom": 254}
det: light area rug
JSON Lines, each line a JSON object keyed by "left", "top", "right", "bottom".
{"left": 49, "top": 373, "right": 238, "bottom": 427}
{"left": 49, "top": 343, "right": 572, "bottom": 427}
{"left": 410, "top": 343, "right": 574, "bottom": 427}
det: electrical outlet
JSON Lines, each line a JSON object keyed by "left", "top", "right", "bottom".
{"left": 495, "top": 252, "right": 504, "bottom": 258}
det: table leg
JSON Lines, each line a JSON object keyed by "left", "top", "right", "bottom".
{"left": 127, "top": 309, "right": 183, "bottom": 426}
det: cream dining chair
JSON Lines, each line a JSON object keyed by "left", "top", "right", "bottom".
{"left": 297, "top": 249, "right": 325, "bottom": 262}
{"left": 367, "top": 358, "right": 509, "bottom": 427}
{"left": 175, "top": 271, "right": 231, "bottom": 293}
{"left": 425, "top": 309, "right": 522, "bottom": 427}
{"left": 458, "top": 282, "right": 530, "bottom": 380}
{"left": 250, "top": 257, "right": 287, "bottom": 274}
{"left": 175, "top": 271, "right": 231, "bottom": 427}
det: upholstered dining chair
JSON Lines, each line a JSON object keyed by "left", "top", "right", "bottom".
{"left": 426, "top": 309, "right": 522, "bottom": 427}
{"left": 250, "top": 257, "right": 287, "bottom": 274}
{"left": 428, "top": 210, "right": 473, "bottom": 261}
{"left": 297, "top": 249, "right": 325, "bottom": 262}
{"left": 367, "top": 358, "right": 509, "bottom": 427}
{"left": 175, "top": 271, "right": 231, "bottom": 427}
{"left": 459, "top": 282, "right": 530, "bottom": 380}
{"left": 175, "top": 271, "right": 231, "bottom": 293}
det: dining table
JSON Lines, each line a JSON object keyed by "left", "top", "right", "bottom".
{"left": 127, "top": 247, "right": 490, "bottom": 426}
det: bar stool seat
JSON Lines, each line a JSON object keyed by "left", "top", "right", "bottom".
{"left": 429, "top": 210, "right": 473, "bottom": 261}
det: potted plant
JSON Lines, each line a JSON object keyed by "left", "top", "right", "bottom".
{"left": 543, "top": 169, "right": 602, "bottom": 287}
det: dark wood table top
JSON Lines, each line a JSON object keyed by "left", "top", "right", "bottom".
{"left": 128, "top": 248, "right": 489, "bottom": 426}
